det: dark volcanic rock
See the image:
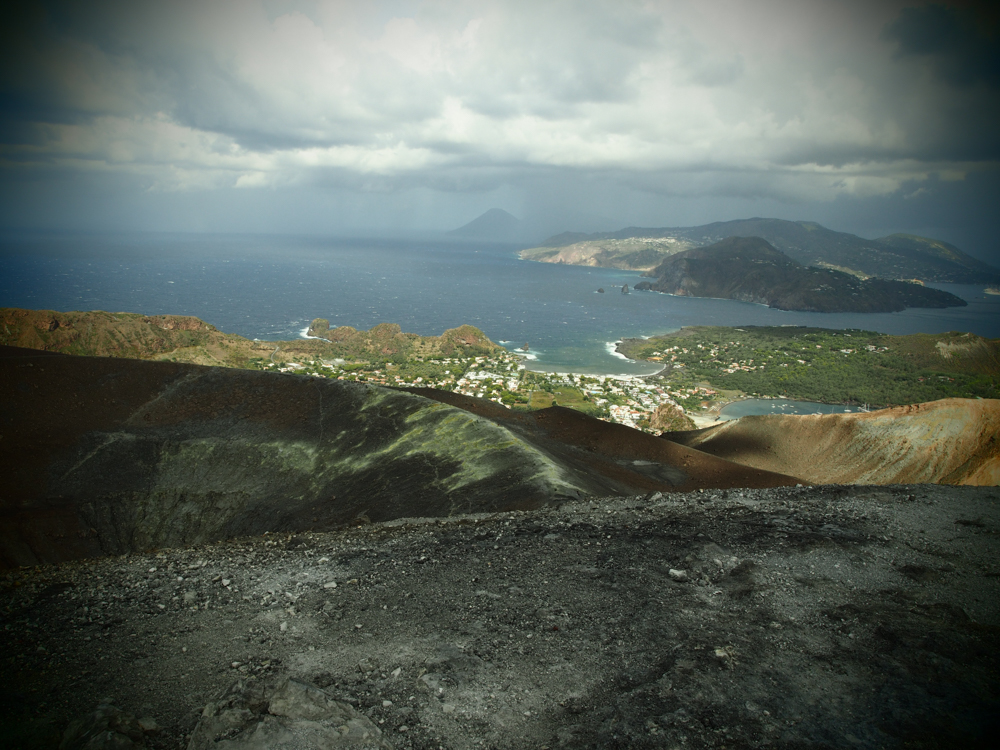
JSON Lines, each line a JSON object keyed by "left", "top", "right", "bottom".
{"left": 60, "top": 700, "right": 157, "bottom": 749}
{"left": 0, "top": 348, "right": 574, "bottom": 567}
{"left": 1, "top": 486, "right": 997, "bottom": 749}
{"left": 189, "top": 677, "right": 388, "bottom": 749}
{"left": 0, "top": 347, "right": 799, "bottom": 568}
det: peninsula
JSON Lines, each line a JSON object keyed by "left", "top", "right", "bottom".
{"left": 632, "top": 237, "right": 967, "bottom": 313}
{"left": 520, "top": 217, "right": 1000, "bottom": 284}
{"left": 0, "top": 308, "right": 500, "bottom": 369}
{"left": 616, "top": 325, "right": 1000, "bottom": 408}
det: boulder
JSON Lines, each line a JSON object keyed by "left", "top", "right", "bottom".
{"left": 188, "top": 677, "right": 389, "bottom": 749}
{"left": 307, "top": 318, "right": 331, "bottom": 338}
{"left": 59, "top": 701, "right": 156, "bottom": 750}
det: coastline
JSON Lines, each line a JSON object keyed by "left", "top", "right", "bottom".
{"left": 684, "top": 395, "right": 877, "bottom": 429}
{"left": 633, "top": 286, "right": 775, "bottom": 308}
{"left": 689, "top": 412, "right": 721, "bottom": 429}
{"left": 298, "top": 326, "right": 327, "bottom": 340}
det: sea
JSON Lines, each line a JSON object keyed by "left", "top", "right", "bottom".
{"left": 4, "top": 232, "right": 999, "bottom": 380}
{"left": 718, "top": 399, "right": 871, "bottom": 421}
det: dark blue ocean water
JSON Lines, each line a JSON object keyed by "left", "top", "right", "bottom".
{"left": 719, "top": 399, "right": 871, "bottom": 420}
{"left": 3, "top": 233, "right": 999, "bottom": 375}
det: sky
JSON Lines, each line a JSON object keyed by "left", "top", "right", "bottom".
{"left": 1, "top": 0, "right": 998, "bottom": 262}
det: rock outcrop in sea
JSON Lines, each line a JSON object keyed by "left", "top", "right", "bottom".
{"left": 307, "top": 318, "right": 331, "bottom": 338}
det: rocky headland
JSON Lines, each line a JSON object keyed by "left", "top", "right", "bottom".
{"left": 305, "top": 319, "right": 498, "bottom": 359}
{"left": 520, "top": 218, "right": 1000, "bottom": 284}
{"left": 632, "top": 237, "right": 967, "bottom": 313}
{"left": 0, "top": 308, "right": 500, "bottom": 370}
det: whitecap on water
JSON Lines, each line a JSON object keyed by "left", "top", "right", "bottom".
{"left": 605, "top": 341, "right": 632, "bottom": 361}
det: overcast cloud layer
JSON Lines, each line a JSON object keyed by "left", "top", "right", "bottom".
{"left": 1, "top": 1, "right": 998, "bottom": 260}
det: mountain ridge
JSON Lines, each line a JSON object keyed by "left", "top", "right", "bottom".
{"left": 522, "top": 217, "right": 1000, "bottom": 283}
{"left": 0, "top": 308, "right": 500, "bottom": 367}
{"left": 0, "top": 344, "right": 801, "bottom": 568}
{"left": 633, "top": 236, "right": 968, "bottom": 313}
{"left": 662, "top": 397, "right": 1000, "bottom": 485}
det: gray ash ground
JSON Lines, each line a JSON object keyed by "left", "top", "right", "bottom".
{"left": 3, "top": 485, "right": 999, "bottom": 749}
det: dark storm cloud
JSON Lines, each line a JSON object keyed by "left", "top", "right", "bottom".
{"left": 884, "top": 3, "right": 1000, "bottom": 88}
{"left": 0, "top": 0, "right": 997, "bottom": 265}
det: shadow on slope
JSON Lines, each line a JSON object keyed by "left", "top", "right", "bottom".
{"left": 404, "top": 387, "right": 799, "bottom": 494}
{"left": 0, "top": 347, "right": 800, "bottom": 568}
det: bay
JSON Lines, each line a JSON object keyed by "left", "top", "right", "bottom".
{"left": 3, "top": 232, "right": 999, "bottom": 376}
{"left": 718, "top": 398, "right": 873, "bottom": 421}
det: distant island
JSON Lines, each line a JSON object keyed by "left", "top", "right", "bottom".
{"left": 520, "top": 217, "right": 1000, "bottom": 284}
{"left": 448, "top": 207, "right": 521, "bottom": 241}
{"left": 632, "top": 236, "right": 967, "bottom": 313}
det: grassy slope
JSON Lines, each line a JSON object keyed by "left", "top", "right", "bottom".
{"left": 618, "top": 326, "right": 1000, "bottom": 407}
{"left": 0, "top": 309, "right": 500, "bottom": 369}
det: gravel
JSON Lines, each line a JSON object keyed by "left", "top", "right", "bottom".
{"left": 2, "top": 484, "right": 998, "bottom": 749}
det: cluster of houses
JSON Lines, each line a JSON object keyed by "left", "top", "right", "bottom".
{"left": 263, "top": 351, "right": 714, "bottom": 433}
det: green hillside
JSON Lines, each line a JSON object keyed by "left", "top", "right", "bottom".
{"left": 618, "top": 325, "right": 1000, "bottom": 407}
{"left": 0, "top": 308, "right": 500, "bottom": 371}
